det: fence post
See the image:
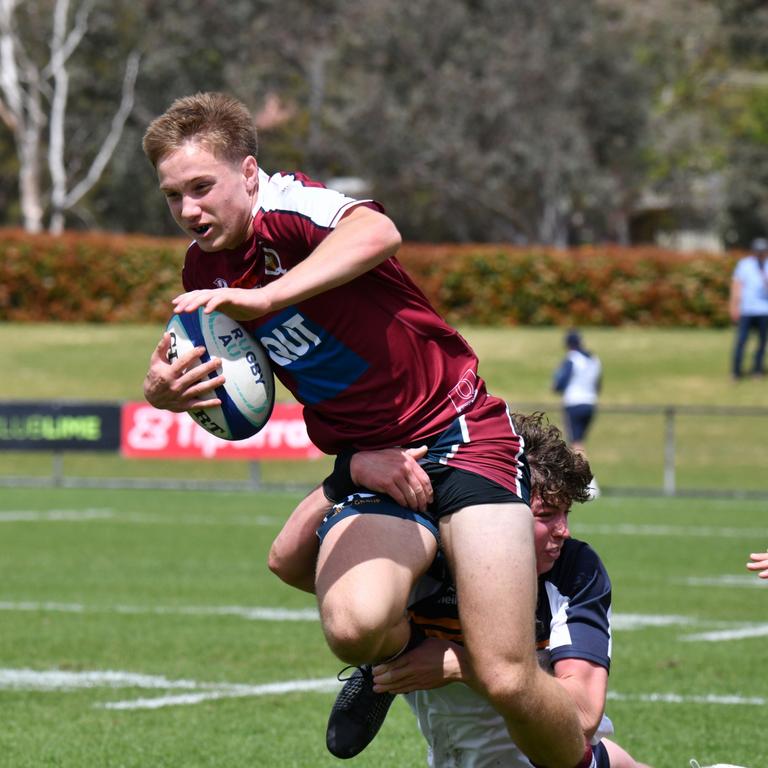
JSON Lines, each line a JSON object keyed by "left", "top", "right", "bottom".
{"left": 663, "top": 406, "right": 676, "bottom": 496}
{"left": 249, "top": 461, "right": 262, "bottom": 491}
{"left": 52, "top": 451, "right": 64, "bottom": 487}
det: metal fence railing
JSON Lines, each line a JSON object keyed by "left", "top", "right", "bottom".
{"left": 511, "top": 402, "right": 768, "bottom": 500}
{"left": 2, "top": 401, "right": 767, "bottom": 498}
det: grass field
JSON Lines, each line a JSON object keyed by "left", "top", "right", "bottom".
{"left": 0, "top": 486, "right": 766, "bottom": 768}
{"left": 4, "top": 323, "right": 767, "bottom": 406}
{"left": 3, "top": 323, "right": 768, "bottom": 494}
{"left": 1, "top": 323, "right": 767, "bottom": 766}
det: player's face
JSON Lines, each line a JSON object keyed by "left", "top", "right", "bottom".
{"left": 531, "top": 493, "right": 570, "bottom": 576}
{"left": 157, "top": 141, "right": 258, "bottom": 252}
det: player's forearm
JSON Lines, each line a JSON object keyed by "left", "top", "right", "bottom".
{"left": 261, "top": 208, "right": 401, "bottom": 311}
{"left": 268, "top": 485, "right": 329, "bottom": 593}
{"left": 552, "top": 668, "right": 606, "bottom": 740}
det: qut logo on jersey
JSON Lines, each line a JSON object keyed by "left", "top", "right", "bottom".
{"left": 256, "top": 309, "right": 369, "bottom": 405}
{"left": 259, "top": 313, "right": 322, "bottom": 366}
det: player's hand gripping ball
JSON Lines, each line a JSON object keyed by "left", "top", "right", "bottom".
{"left": 166, "top": 309, "right": 275, "bottom": 440}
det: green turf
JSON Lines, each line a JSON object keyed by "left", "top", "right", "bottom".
{"left": 2, "top": 323, "right": 765, "bottom": 766}
{"left": 4, "top": 323, "right": 766, "bottom": 406}
{"left": 0, "top": 486, "right": 764, "bottom": 767}
{"left": 2, "top": 323, "right": 767, "bottom": 495}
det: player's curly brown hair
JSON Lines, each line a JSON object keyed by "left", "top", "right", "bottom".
{"left": 512, "top": 411, "right": 592, "bottom": 507}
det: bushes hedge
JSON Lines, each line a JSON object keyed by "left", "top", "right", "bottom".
{"left": 0, "top": 229, "right": 185, "bottom": 324}
{"left": 0, "top": 229, "right": 735, "bottom": 327}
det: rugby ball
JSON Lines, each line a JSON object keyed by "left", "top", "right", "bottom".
{"left": 166, "top": 309, "right": 275, "bottom": 440}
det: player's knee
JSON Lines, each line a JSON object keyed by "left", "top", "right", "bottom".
{"left": 321, "top": 614, "right": 384, "bottom": 665}
{"left": 320, "top": 590, "right": 400, "bottom": 664}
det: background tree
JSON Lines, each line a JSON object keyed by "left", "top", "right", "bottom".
{"left": 0, "top": 0, "right": 140, "bottom": 233}
{"left": 314, "top": 0, "right": 654, "bottom": 244}
{"left": 715, "top": 0, "right": 768, "bottom": 244}
{"left": 1, "top": 0, "right": 767, "bottom": 246}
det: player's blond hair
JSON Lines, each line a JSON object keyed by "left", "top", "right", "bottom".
{"left": 512, "top": 411, "right": 592, "bottom": 507}
{"left": 142, "top": 92, "right": 259, "bottom": 168}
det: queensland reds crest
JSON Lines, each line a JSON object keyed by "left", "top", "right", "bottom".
{"left": 264, "top": 247, "right": 287, "bottom": 276}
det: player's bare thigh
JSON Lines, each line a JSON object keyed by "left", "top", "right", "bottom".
{"left": 315, "top": 512, "right": 437, "bottom": 660}
{"left": 439, "top": 502, "right": 538, "bottom": 680}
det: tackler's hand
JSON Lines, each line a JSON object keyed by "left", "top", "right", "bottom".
{"left": 350, "top": 446, "right": 433, "bottom": 513}
{"left": 747, "top": 550, "right": 768, "bottom": 579}
{"left": 372, "top": 638, "right": 465, "bottom": 694}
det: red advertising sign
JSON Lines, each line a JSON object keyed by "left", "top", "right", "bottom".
{"left": 121, "top": 402, "right": 324, "bottom": 460}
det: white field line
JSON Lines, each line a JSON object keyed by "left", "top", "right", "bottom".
{"left": 611, "top": 613, "right": 695, "bottom": 630}
{"left": 680, "top": 624, "right": 768, "bottom": 642}
{"left": 1, "top": 601, "right": 753, "bottom": 633}
{"left": 607, "top": 690, "right": 766, "bottom": 706}
{"left": 0, "top": 668, "right": 339, "bottom": 710}
{"left": 572, "top": 522, "right": 767, "bottom": 539}
{"left": 0, "top": 509, "right": 114, "bottom": 522}
{"left": 0, "top": 601, "right": 319, "bottom": 621}
{"left": 109, "top": 514, "right": 281, "bottom": 527}
{"left": 611, "top": 614, "right": 768, "bottom": 641}
{"left": 0, "top": 509, "right": 280, "bottom": 526}
{"left": 0, "top": 668, "right": 206, "bottom": 690}
{"left": 1, "top": 668, "right": 763, "bottom": 711}
{"left": 102, "top": 679, "right": 341, "bottom": 710}
{"left": 682, "top": 575, "right": 768, "bottom": 589}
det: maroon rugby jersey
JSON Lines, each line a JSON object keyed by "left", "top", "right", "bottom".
{"left": 181, "top": 170, "right": 521, "bottom": 491}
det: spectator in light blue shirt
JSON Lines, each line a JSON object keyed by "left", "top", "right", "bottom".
{"left": 729, "top": 237, "right": 768, "bottom": 379}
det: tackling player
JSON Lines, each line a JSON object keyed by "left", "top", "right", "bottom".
{"left": 143, "top": 91, "right": 593, "bottom": 768}
{"left": 370, "top": 412, "right": 651, "bottom": 768}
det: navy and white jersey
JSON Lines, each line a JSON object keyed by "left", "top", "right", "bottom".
{"left": 553, "top": 349, "right": 602, "bottom": 407}
{"left": 409, "top": 538, "right": 612, "bottom": 671}
{"left": 406, "top": 539, "right": 613, "bottom": 767}
{"left": 535, "top": 538, "right": 612, "bottom": 671}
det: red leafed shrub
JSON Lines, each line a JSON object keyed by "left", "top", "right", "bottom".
{"left": 0, "top": 229, "right": 736, "bottom": 327}
{"left": 397, "top": 244, "right": 734, "bottom": 327}
{"left": 0, "top": 229, "right": 186, "bottom": 323}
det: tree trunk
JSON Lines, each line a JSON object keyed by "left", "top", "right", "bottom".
{"left": 17, "top": 89, "right": 45, "bottom": 234}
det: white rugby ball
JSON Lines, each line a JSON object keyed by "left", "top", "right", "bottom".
{"left": 166, "top": 309, "right": 275, "bottom": 440}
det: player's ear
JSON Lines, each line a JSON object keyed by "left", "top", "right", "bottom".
{"left": 243, "top": 156, "right": 258, "bottom": 194}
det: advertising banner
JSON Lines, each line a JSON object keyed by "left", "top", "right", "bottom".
{"left": 0, "top": 401, "right": 121, "bottom": 452}
{"left": 120, "top": 402, "right": 324, "bottom": 460}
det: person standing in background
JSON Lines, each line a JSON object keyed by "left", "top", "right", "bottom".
{"left": 729, "top": 237, "right": 768, "bottom": 380}
{"left": 553, "top": 329, "right": 602, "bottom": 497}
